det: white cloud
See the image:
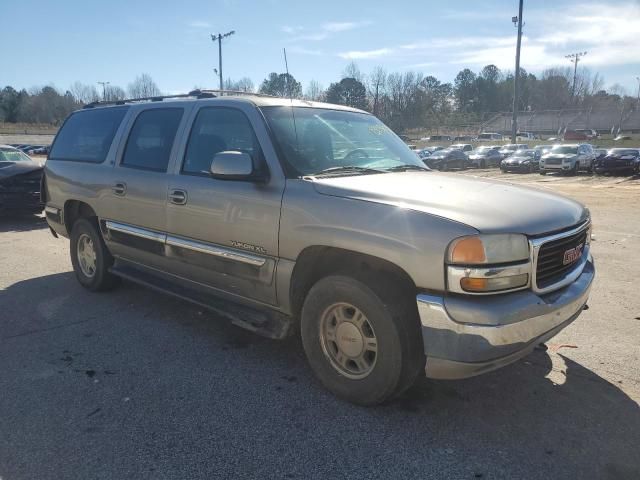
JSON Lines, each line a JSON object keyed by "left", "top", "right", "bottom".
{"left": 285, "top": 19, "right": 372, "bottom": 42}
{"left": 188, "top": 21, "right": 211, "bottom": 28}
{"left": 333, "top": 2, "right": 640, "bottom": 72}
{"left": 281, "top": 25, "right": 303, "bottom": 34}
{"left": 338, "top": 48, "right": 394, "bottom": 60}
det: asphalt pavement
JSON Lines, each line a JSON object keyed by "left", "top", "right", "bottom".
{"left": 1, "top": 174, "right": 639, "bottom": 479}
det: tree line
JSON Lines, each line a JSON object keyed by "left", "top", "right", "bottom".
{"left": 1, "top": 65, "right": 636, "bottom": 132}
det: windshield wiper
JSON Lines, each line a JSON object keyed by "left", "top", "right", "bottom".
{"left": 385, "top": 164, "right": 429, "bottom": 172}
{"left": 311, "top": 165, "right": 384, "bottom": 176}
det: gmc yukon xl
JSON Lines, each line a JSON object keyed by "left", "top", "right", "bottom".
{"left": 42, "top": 91, "right": 595, "bottom": 405}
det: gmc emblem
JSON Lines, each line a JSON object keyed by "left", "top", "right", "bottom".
{"left": 563, "top": 243, "right": 584, "bottom": 265}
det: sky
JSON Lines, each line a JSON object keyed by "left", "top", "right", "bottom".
{"left": 2, "top": 0, "right": 639, "bottom": 96}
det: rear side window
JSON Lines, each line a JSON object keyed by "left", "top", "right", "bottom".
{"left": 121, "top": 108, "right": 183, "bottom": 172}
{"left": 182, "top": 107, "right": 263, "bottom": 175}
{"left": 49, "top": 107, "right": 127, "bottom": 163}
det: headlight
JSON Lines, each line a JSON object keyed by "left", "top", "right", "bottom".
{"left": 447, "top": 234, "right": 531, "bottom": 294}
{"left": 448, "top": 234, "right": 529, "bottom": 265}
{"left": 522, "top": 160, "right": 530, "bottom": 164}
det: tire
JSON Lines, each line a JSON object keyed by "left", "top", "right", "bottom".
{"left": 300, "top": 275, "right": 424, "bottom": 406}
{"left": 70, "top": 218, "right": 119, "bottom": 292}
{"left": 480, "top": 160, "right": 486, "bottom": 169}
{"left": 539, "top": 170, "right": 547, "bottom": 175}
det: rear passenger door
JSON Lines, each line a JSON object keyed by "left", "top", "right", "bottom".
{"left": 101, "top": 106, "right": 188, "bottom": 269}
{"left": 164, "top": 104, "right": 284, "bottom": 306}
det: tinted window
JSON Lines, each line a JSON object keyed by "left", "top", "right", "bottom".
{"left": 183, "top": 107, "right": 263, "bottom": 175}
{"left": 122, "top": 108, "right": 183, "bottom": 172}
{"left": 49, "top": 107, "right": 127, "bottom": 163}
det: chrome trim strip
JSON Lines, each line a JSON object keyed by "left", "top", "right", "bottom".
{"left": 166, "top": 235, "right": 266, "bottom": 267}
{"left": 44, "top": 206, "right": 60, "bottom": 215}
{"left": 530, "top": 221, "right": 590, "bottom": 294}
{"left": 447, "top": 262, "right": 531, "bottom": 295}
{"left": 105, "top": 221, "right": 166, "bottom": 243}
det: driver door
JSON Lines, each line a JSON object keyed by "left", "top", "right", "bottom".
{"left": 164, "top": 105, "right": 284, "bottom": 305}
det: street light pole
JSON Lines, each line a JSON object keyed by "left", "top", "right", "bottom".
{"left": 211, "top": 30, "right": 235, "bottom": 94}
{"left": 636, "top": 77, "right": 640, "bottom": 108}
{"left": 97, "top": 81, "right": 110, "bottom": 101}
{"left": 565, "top": 52, "right": 587, "bottom": 98}
{"left": 511, "top": 0, "right": 524, "bottom": 144}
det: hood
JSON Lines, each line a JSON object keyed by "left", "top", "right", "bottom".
{"left": 312, "top": 171, "right": 587, "bottom": 236}
{"left": 0, "top": 160, "right": 43, "bottom": 180}
{"left": 504, "top": 156, "right": 530, "bottom": 164}
{"left": 543, "top": 153, "right": 575, "bottom": 160}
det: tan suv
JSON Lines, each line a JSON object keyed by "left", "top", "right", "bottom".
{"left": 43, "top": 91, "right": 595, "bottom": 405}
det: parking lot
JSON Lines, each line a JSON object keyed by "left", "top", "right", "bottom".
{"left": 1, "top": 170, "right": 639, "bottom": 480}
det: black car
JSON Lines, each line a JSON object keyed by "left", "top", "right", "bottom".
{"left": 424, "top": 148, "right": 469, "bottom": 171}
{"left": 467, "top": 146, "right": 502, "bottom": 168}
{"left": 0, "top": 145, "right": 44, "bottom": 214}
{"left": 501, "top": 149, "right": 541, "bottom": 173}
{"left": 594, "top": 149, "right": 640, "bottom": 175}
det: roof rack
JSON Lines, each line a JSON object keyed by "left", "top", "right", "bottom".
{"left": 82, "top": 89, "right": 279, "bottom": 109}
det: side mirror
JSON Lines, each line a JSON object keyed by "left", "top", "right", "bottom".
{"left": 210, "top": 151, "right": 262, "bottom": 181}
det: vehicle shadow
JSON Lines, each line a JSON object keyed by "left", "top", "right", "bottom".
{"left": 0, "top": 213, "right": 47, "bottom": 233}
{"left": 2, "top": 272, "right": 639, "bottom": 479}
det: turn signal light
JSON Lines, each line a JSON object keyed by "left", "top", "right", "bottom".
{"left": 449, "top": 237, "right": 486, "bottom": 264}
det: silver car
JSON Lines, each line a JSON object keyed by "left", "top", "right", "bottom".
{"left": 42, "top": 92, "right": 595, "bottom": 405}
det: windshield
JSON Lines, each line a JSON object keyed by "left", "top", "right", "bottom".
{"left": 0, "top": 149, "right": 33, "bottom": 162}
{"left": 261, "top": 107, "right": 425, "bottom": 176}
{"left": 514, "top": 150, "right": 535, "bottom": 158}
{"left": 471, "top": 146, "right": 493, "bottom": 154}
{"left": 609, "top": 149, "right": 638, "bottom": 155}
{"left": 550, "top": 146, "right": 578, "bottom": 154}
{"left": 502, "top": 145, "right": 518, "bottom": 151}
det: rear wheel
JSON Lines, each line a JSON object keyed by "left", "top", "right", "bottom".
{"left": 480, "top": 159, "right": 486, "bottom": 169}
{"left": 540, "top": 170, "right": 547, "bottom": 175}
{"left": 70, "top": 218, "right": 119, "bottom": 291}
{"left": 300, "top": 275, "right": 424, "bottom": 406}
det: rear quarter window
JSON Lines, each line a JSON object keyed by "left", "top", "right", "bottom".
{"left": 49, "top": 107, "right": 128, "bottom": 163}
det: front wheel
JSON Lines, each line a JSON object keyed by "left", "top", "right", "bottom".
{"left": 539, "top": 170, "right": 547, "bottom": 175}
{"left": 300, "top": 275, "right": 424, "bottom": 406}
{"left": 70, "top": 218, "right": 119, "bottom": 291}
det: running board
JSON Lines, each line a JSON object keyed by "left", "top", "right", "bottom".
{"left": 109, "top": 262, "right": 292, "bottom": 340}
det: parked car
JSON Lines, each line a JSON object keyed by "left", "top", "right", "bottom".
{"left": 477, "top": 132, "right": 503, "bottom": 141}
{"left": 593, "top": 148, "right": 608, "bottom": 162}
{"left": 467, "top": 146, "right": 502, "bottom": 168}
{"left": 453, "top": 135, "right": 476, "bottom": 142}
{"left": 500, "top": 149, "right": 541, "bottom": 173}
{"left": 499, "top": 144, "right": 529, "bottom": 158}
{"left": 594, "top": 148, "right": 640, "bottom": 175}
{"left": 564, "top": 129, "right": 599, "bottom": 141}
{"left": 424, "top": 147, "right": 469, "bottom": 170}
{"left": 42, "top": 93, "right": 595, "bottom": 406}
{"left": 516, "top": 132, "right": 536, "bottom": 140}
{"left": 533, "top": 144, "right": 554, "bottom": 155}
{"left": 428, "top": 135, "right": 452, "bottom": 142}
{"left": 540, "top": 144, "right": 595, "bottom": 175}
{"left": 0, "top": 145, "right": 44, "bottom": 215}
{"left": 450, "top": 143, "right": 473, "bottom": 152}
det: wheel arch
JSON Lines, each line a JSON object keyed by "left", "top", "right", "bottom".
{"left": 64, "top": 199, "right": 98, "bottom": 234}
{"left": 288, "top": 246, "right": 417, "bottom": 320}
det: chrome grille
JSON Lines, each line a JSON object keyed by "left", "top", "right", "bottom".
{"left": 544, "top": 157, "right": 562, "bottom": 165}
{"left": 535, "top": 225, "right": 588, "bottom": 290}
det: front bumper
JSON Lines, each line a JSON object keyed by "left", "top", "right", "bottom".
{"left": 0, "top": 191, "right": 43, "bottom": 213}
{"left": 417, "top": 255, "right": 594, "bottom": 379}
{"left": 540, "top": 163, "right": 572, "bottom": 171}
{"left": 594, "top": 164, "right": 635, "bottom": 174}
{"left": 502, "top": 163, "right": 532, "bottom": 172}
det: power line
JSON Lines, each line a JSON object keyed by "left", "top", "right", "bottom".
{"left": 211, "top": 31, "right": 235, "bottom": 94}
{"left": 97, "top": 81, "right": 110, "bottom": 101}
{"left": 511, "top": 0, "right": 524, "bottom": 144}
{"left": 565, "top": 52, "right": 587, "bottom": 98}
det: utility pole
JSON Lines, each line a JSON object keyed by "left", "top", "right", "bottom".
{"left": 636, "top": 77, "right": 640, "bottom": 108}
{"left": 211, "top": 31, "right": 235, "bottom": 94}
{"left": 565, "top": 52, "right": 587, "bottom": 98}
{"left": 511, "top": 0, "right": 524, "bottom": 144}
{"left": 97, "top": 81, "right": 110, "bottom": 101}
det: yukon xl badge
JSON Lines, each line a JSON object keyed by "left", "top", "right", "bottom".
{"left": 231, "top": 241, "right": 267, "bottom": 255}
{"left": 563, "top": 243, "right": 584, "bottom": 265}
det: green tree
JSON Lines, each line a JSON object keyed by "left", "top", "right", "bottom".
{"left": 258, "top": 72, "right": 302, "bottom": 98}
{"left": 325, "top": 77, "right": 368, "bottom": 110}
{"left": 454, "top": 68, "right": 477, "bottom": 113}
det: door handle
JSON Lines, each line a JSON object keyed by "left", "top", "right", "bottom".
{"left": 112, "top": 182, "right": 126, "bottom": 196}
{"left": 168, "top": 189, "right": 187, "bottom": 205}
